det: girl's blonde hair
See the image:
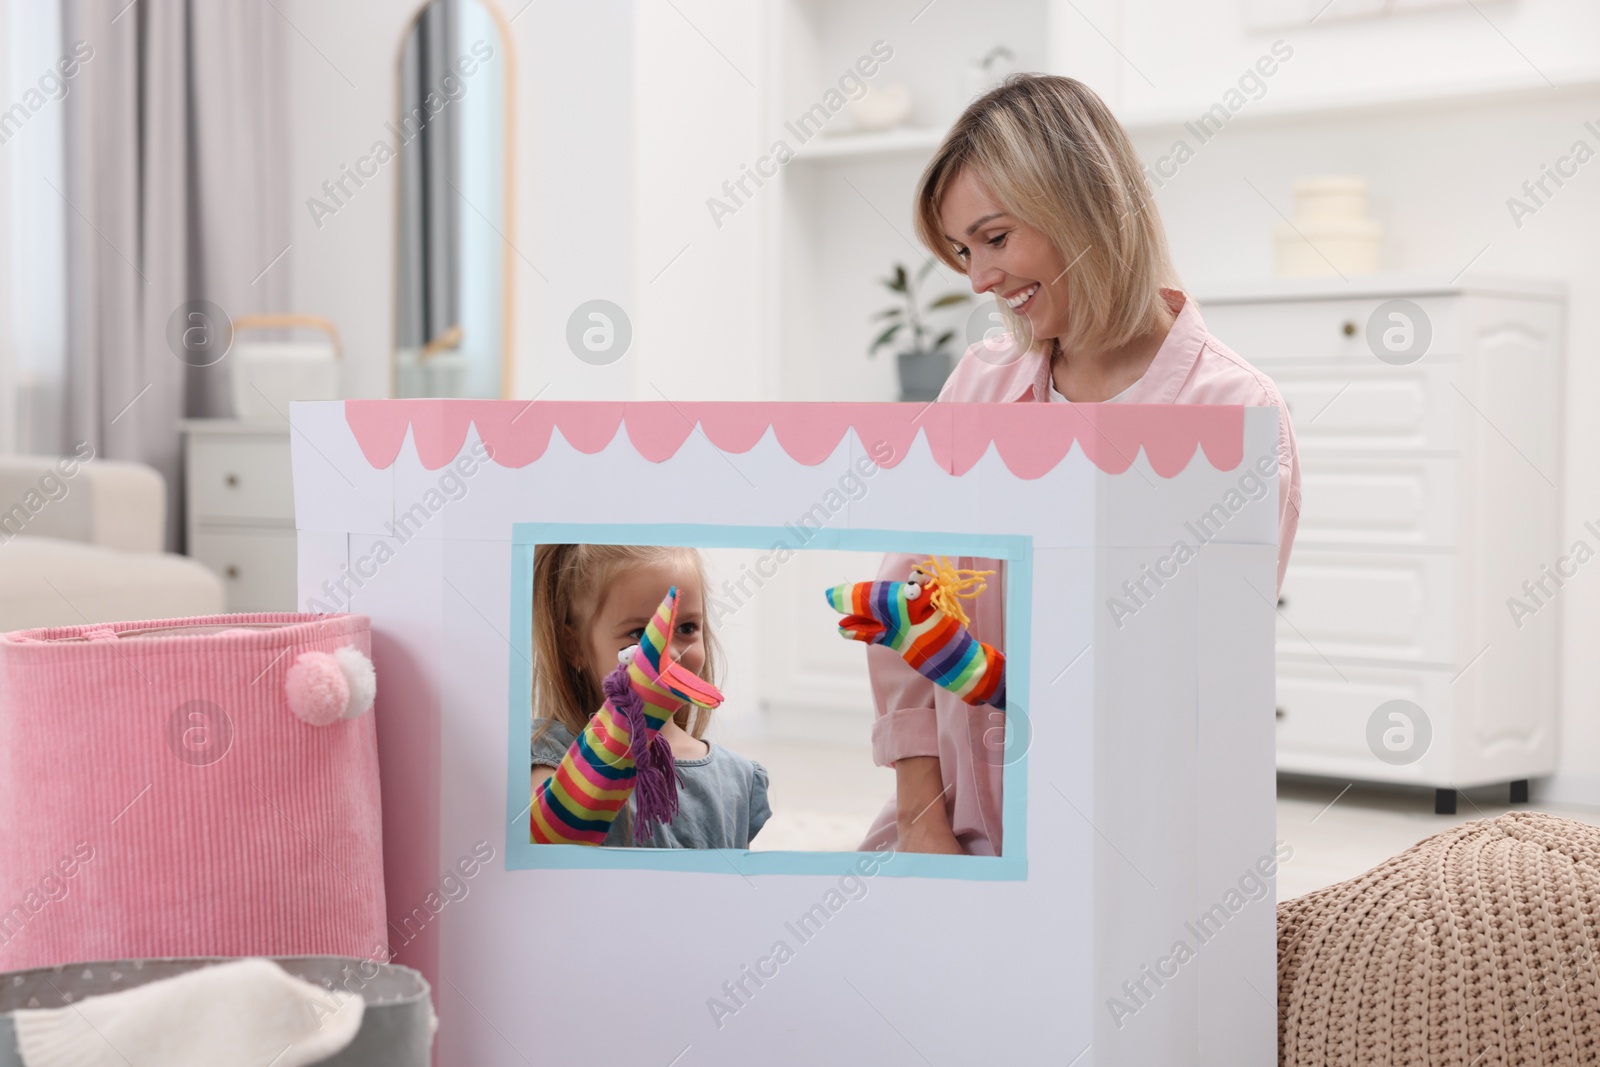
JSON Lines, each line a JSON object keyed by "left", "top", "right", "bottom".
{"left": 531, "top": 543, "right": 720, "bottom": 744}
{"left": 913, "top": 73, "right": 1181, "bottom": 361}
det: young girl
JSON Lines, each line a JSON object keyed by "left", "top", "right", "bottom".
{"left": 864, "top": 74, "right": 1303, "bottom": 857}
{"left": 528, "top": 543, "right": 770, "bottom": 848}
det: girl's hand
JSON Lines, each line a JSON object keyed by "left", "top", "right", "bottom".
{"left": 531, "top": 587, "right": 721, "bottom": 847}
{"left": 621, "top": 585, "right": 722, "bottom": 728}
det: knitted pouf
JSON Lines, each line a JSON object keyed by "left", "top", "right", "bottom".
{"left": 1278, "top": 811, "right": 1600, "bottom": 1065}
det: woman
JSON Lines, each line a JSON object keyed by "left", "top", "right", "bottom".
{"left": 862, "top": 74, "right": 1302, "bottom": 856}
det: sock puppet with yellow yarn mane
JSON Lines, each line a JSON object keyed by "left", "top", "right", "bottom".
{"left": 825, "top": 557, "right": 1006, "bottom": 709}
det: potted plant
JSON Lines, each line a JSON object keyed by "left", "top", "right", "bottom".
{"left": 870, "top": 258, "right": 972, "bottom": 401}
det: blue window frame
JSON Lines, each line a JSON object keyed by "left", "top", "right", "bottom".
{"left": 505, "top": 522, "right": 1031, "bottom": 881}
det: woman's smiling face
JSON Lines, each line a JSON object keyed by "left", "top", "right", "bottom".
{"left": 939, "top": 167, "right": 1071, "bottom": 344}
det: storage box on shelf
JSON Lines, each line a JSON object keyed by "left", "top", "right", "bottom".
{"left": 181, "top": 419, "right": 297, "bottom": 612}
{"left": 767, "top": 0, "right": 1057, "bottom": 405}
{"left": 1197, "top": 275, "right": 1565, "bottom": 812}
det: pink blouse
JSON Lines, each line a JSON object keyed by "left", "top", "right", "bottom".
{"left": 858, "top": 287, "right": 1301, "bottom": 855}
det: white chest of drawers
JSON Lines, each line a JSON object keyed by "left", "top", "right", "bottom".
{"left": 180, "top": 419, "right": 297, "bottom": 612}
{"left": 1197, "top": 276, "right": 1566, "bottom": 811}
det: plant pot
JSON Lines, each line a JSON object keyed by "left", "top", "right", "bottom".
{"left": 896, "top": 348, "right": 953, "bottom": 402}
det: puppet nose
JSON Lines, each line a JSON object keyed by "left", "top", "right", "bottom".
{"left": 824, "top": 583, "right": 857, "bottom": 612}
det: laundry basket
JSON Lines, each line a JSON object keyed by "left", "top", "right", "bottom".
{"left": 0, "top": 956, "right": 434, "bottom": 1066}
{"left": 0, "top": 614, "right": 386, "bottom": 972}
{"left": 230, "top": 313, "right": 342, "bottom": 420}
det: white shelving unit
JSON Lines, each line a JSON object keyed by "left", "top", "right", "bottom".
{"left": 750, "top": 7, "right": 1577, "bottom": 776}
{"left": 1197, "top": 275, "right": 1566, "bottom": 812}
{"left": 756, "top": 0, "right": 1600, "bottom": 409}
{"left": 763, "top": 0, "right": 1062, "bottom": 405}
{"left": 788, "top": 125, "right": 946, "bottom": 162}
{"left": 754, "top": 1, "right": 1061, "bottom": 739}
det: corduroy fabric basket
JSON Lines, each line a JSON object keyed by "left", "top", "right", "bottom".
{"left": 1278, "top": 811, "right": 1600, "bottom": 1065}
{"left": 0, "top": 614, "right": 386, "bottom": 972}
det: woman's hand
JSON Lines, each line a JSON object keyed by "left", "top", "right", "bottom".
{"left": 894, "top": 755, "right": 965, "bottom": 855}
{"left": 899, "top": 812, "right": 965, "bottom": 854}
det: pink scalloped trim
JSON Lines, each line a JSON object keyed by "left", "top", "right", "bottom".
{"left": 342, "top": 400, "right": 1246, "bottom": 479}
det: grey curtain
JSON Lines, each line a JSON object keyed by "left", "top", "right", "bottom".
{"left": 60, "top": 0, "right": 289, "bottom": 550}
{"left": 397, "top": 0, "right": 460, "bottom": 354}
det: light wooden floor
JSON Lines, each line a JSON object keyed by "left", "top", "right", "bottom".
{"left": 728, "top": 736, "right": 895, "bottom": 852}
{"left": 1276, "top": 775, "right": 1600, "bottom": 901}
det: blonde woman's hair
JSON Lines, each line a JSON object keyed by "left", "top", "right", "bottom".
{"left": 531, "top": 543, "right": 720, "bottom": 746}
{"left": 913, "top": 73, "right": 1181, "bottom": 361}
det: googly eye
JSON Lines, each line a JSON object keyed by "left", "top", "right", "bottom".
{"left": 618, "top": 645, "right": 638, "bottom": 664}
{"left": 905, "top": 581, "right": 922, "bottom": 599}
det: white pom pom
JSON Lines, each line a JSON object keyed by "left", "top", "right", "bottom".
{"left": 332, "top": 645, "right": 377, "bottom": 719}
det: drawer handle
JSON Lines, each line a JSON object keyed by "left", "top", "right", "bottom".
{"left": 224, "top": 565, "right": 240, "bottom": 580}
{"left": 224, "top": 473, "right": 240, "bottom": 488}
{"left": 1341, "top": 320, "right": 1356, "bottom": 336}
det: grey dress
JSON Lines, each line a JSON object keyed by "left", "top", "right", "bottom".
{"left": 530, "top": 717, "right": 771, "bottom": 848}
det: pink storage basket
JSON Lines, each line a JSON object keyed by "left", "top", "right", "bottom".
{"left": 0, "top": 613, "right": 386, "bottom": 971}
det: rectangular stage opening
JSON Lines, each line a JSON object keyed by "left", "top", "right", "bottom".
{"left": 504, "top": 523, "right": 1031, "bottom": 880}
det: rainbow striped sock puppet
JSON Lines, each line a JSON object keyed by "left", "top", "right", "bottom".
{"left": 825, "top": 556, "right": 1006, "bottom": 709}
{"left": 530, "top": 586, "right": 723, "bottom": 845}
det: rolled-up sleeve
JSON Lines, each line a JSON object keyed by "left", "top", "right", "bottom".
{"left": 865, "top": 552, "right": 942, "bottom": 767}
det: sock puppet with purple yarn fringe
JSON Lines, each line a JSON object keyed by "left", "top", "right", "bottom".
{"left": 530, "top": 585, "right": 722, "bottom": 845}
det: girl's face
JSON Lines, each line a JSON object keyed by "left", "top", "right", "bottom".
{"left": 580, "top": 558, "right": 706, "bottom": 687}
{"left": 938, "top": 167, "right": 1071, "bottom": 344}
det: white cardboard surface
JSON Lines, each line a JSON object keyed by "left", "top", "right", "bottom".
{"left": 289, "top": 400, "right": 1279, "bottom": 1065}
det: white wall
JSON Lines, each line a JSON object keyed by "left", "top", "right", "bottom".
{"left": 0, "top": 0, "right": 13, "bottom": 456}
{"left": 284, "top": 0, "right": 774, "bottom": 404}
{"left": 283, "top": 0, "right": 408, "bottom": 401}
{"left": 284, "top": 0, "right": 641, "bottom": 402}
{"left": 0, "top": 0, "right": 69, "bottom": 454}
{"left": 631, "top": 0, "right": 768, "bottom": 401}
